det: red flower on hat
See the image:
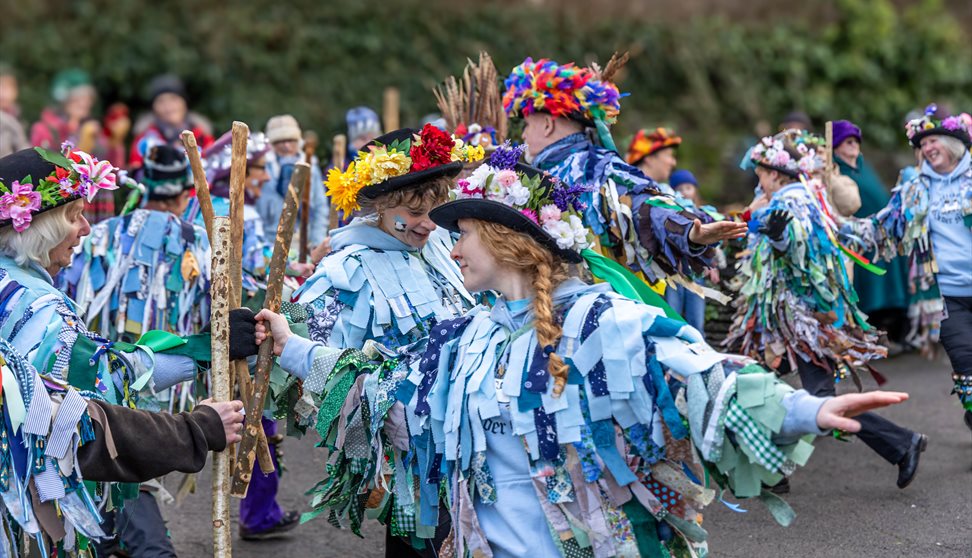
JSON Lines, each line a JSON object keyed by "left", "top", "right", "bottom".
{"left": 409, "top": 124, "right": 454, "bottom": 172}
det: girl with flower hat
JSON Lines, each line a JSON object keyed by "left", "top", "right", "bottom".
{"left": 292, "top": 124, "right": 484, "bottom": 353}
{"left": 842, "top": 106, "right": 972, "bottom": 434}
{"left": 252, "top": 156, "right": 909, "bottom": 557}
{"left": 282, "top": 125, "right": 482, "bottom": 553}
{"left": 727, "top": 130, "right": 926, "bottom": 490}
{"left": 0, "top": 147, "right": 249, "bottom": 555}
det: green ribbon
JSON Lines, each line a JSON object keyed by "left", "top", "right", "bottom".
{"left": 581, "top": 248, "right": 685, "bottom": 323}
{"left": 593, "top": 116, "right": 619, "bottom": 154}
{"left": 136, "top": 330, "right": 187, "bottom": 352}
{"left": 838, "top": 245, "right": 886, "bottom": 276}
{"left": 644, "top": 198, "right": 684, "bottom": 212}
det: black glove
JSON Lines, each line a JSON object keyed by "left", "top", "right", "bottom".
{"left": 759, "top": 209, "right": 792, "bottom": 242}
{"left": 229, "top": 308, "right": 258, "bottom": 360}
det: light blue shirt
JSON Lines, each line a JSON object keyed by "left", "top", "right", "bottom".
{"left": 922, "top": 152, "right": 972, "bottom": 297}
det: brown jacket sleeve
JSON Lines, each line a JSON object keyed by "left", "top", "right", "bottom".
{"left": 78, "top": 400, "right": 226, "bottom": 482}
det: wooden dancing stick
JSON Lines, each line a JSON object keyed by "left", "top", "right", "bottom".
{"left": 328, "top": 134, "right": 347, "bottom": 232}
{"left": 299, "top": 133, "right": 317, "bottom": 263}
{"left": 209, "top": 217, "right": 233, "bottom": 557}
{"left": 230, "top": 162, "right": 310, "bottom": 498}
{"left": 227, "top": 122, "right": 275, "bottom": 475}
{"left": 181, "top": 130, "right": 216, "bottom": 241}
{"left": 824, "top": 120, "right": 835, "bottom": 189}
{"left": 383, "top": 86, "right": 400, "bottom": 133}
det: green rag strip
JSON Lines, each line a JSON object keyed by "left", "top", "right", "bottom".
{"left": 582, "top": 248, "right": 685, "bottom": 323}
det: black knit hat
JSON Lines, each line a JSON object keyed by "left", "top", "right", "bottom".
{"left": 143, "top": 144, "right": 191, "bottom": 200}
{"left": 146, "top": 74, "right": 188, "bottom": 104}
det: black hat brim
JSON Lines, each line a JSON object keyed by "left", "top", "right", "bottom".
{"left": 756, "top": 162, "right": 800, "bottom": 179}
{"left": 358, "top": 161, "right": 463, "bottom": 200}
{"left": 909, "top": 127, "right": 972, "bottom": 148}
{"left": 431, "top": 198, "right": 584, "bottom": 263}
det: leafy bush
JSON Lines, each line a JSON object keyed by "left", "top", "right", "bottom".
{"left": 3, "top": 0, "right": 968, "bottom": 202}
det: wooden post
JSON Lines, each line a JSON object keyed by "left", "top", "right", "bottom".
{"left": 230, "top": 162, "right": 310, "bottom": 498}
{"left": 227, "top": 122, "right": 275, "bottom": 475}
{"left": 383, "top": 87, "right": 400, "bottom": 133}
{"left": 299, "top": 133, "right": 317, "bottom": 263}
{"left": 328, "top": 134, "right": 347, "bottom": 231}
{"left": 209, "top": 217, "right": 233, "bottom": 557}
{"left": 182, "top": 130, "right": 216, "bottom": 240}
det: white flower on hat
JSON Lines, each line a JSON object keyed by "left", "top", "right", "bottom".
{"left": 504, "top": 181, "right": 530, "bottom": 207}
{"left": 466, "top": 163, "right": 493, "bottom": 193}
{"left": 486, "top": 177, "right": 507, "bottom": 201}
{"left": 543, "top": 219, "right": 575, "bottom": 249}
{"left": 568, "top": 214, "right": 589, "bottom": 249}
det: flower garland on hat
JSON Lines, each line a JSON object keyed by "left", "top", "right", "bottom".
{"left": 0, "top": 145, "right": 117, "bottom": 232}
{"left": 326, "top": 124, "right": 485, "bottom": 214}
{"left": 742, "top": 129, "right": 823, "bottom": 177}
{"left": 502, "top": 58, "right": 623, "bottom": 125}
{"left": 454, "top": 143, "right": 592, "bottom": 253}
{"left": 905, "top": 104, "right": 972, "bottom": 147}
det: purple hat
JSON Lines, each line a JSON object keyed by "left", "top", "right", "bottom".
{"left": 832, "top": 120, "right": 862, "bottom": 149}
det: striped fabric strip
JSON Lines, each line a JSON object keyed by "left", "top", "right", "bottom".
{"left": 46, "top": 389, "right": 88, "bottom": 459}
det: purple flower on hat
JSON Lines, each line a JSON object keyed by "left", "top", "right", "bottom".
{"left": 488, "top": 142, "right": 525, "bottom": 171}
{"left": 924, "top": 103, "right": 938, "bottom": 116}
{"left": 0, "top": 181, "right": 42, "bottom": 232}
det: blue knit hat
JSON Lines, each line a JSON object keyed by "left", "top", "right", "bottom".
{"left": 346, "top": 107, "right": 382, "bottom": 141}
{"left": 669, "top": 169, "right": 698, "bottom": 188}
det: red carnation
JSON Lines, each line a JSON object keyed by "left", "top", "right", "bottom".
{"left": 409, "top": 124, "right": 454, "bottom": 172}
{"left": 55, "top": 167, "right": 70, "bottom": 179}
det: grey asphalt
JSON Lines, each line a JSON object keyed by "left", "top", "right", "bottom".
{"left": 165, "top": 351, "right": 971, "bottom": 557}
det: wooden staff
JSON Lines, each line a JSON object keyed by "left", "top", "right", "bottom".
{"left": 181, "top": 130, "right": 216, "bottom": 240}
{"left": 824, "top": 121, "right": 834, "bottom": 190}
{"left": 299, "top": 131, "right": 318, "bottom": 262}
{"left": 209, "top": 217, "right": 233, "bottom": 557}
{"left": 231, "top": 162, "right": 310, "bottom": 498}
{"left": 227, "top": 122, "right": 275, "bottom": 475}
{"left": 383, "top": 87, "right": 400, "bottom": 133}
{"left": 328, "top": 134, "right": 347, "bottom": 232}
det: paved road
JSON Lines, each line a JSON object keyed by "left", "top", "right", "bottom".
{"left": 166, "top": 352, "right": 971, "bottom": 557}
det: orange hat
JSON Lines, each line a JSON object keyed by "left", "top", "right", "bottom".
{"left": 625, "top": 128, "right": 682, "bottom": 164}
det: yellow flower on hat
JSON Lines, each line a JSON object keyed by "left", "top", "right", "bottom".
{"left": 325, "top": 163, "right": 362, "bottom": 214}
{"left": 367, "top": 147, "right": 411, "bottom": 182}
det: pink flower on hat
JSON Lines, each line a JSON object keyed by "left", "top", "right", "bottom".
{"left": 71, "top": 151, "right": 117, "bottom": 202}
{"left": 0, "top": 181, "right": 42, "bottom": 232}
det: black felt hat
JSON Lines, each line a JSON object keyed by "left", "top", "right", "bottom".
{"left": 430, "top": 163, "right": 584, "bottom": 263}
{"left": 0, "top": 148, "right": 78, "bottom": 230}
{"left": 908, "top": 126, "right": 972, "bottom": 149}
{"left": 357, "top": 128, "right": 463, "bottom": 201}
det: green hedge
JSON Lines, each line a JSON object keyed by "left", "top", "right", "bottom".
{"left": 3, "top": 0, "right": 969, "bottom": 201}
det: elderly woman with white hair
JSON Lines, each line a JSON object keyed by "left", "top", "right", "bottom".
{"left": 843, "top": 105, "right": 972, "bottom": 434}
{"left": 0, "top": 147, "right": 248, "bottom": 554}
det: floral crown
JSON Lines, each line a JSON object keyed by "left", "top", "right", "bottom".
{"left": 326, "top": 124, "right": 485, "bottom": 214}
{"left": 0, "top": 144, "right": 117, "bottom": 232}
{"left": 904, "top": 104, "right": 972, "bottom": 147}
{"left": 453, "top": 143, "right": 593, "bottom": 253}
{"left": 502, "top": 58, "right": 623, "bottom": 125}
{"left": 743, "top": 130, "right": 822, "bottom": 177}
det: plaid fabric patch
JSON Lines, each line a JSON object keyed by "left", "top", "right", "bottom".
{"left": 724, "top": 401, "right": 788, "bottom": 474}
{"left": 390, "top": 498, "right": 416, "bottom": 536}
